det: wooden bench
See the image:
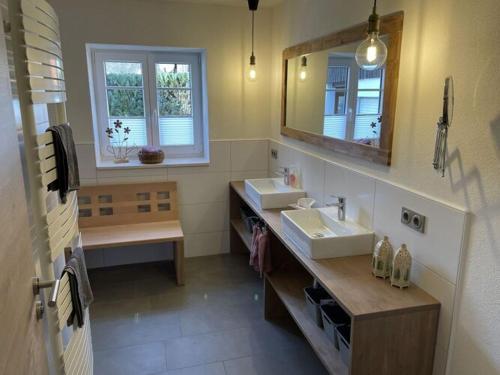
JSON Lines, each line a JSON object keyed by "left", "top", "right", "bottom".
{"left": 77, "top": 182, "right": 184, "bottom": 285}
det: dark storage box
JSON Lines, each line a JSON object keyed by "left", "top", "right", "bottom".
{"left": 320, "top": 303, "right": 350, "bottom": 350}
{"left": 336, "top": 324, "right": 351, "bottom": 366}
{"left": 240, "top": 206, "right": 259, "bottom": 233}
{"left": 304, "top": 286, "right": 333, "bottom": 327}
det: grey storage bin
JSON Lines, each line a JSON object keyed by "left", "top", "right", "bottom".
{"left": 240, "top": 207, "right": 259, "bottom": 233}
{"left": 304, "top": 286, "right": 333, "bottom": 327}
{"left": 336, "top": 324, "right": 351, "bottom": 366}
{"left": 320, "top": 303, "right": 350, "bottom": 350}
{"left": 244, "top": 216, "right": 260, "bottom": 233}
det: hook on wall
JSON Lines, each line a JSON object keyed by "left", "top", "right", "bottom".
{"left": 433, "top": 76, "right": 454, "bottom": 177}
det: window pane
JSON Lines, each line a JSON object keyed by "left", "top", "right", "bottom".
{"left": 108, "top": 118, "right": 147, "bottom": 146}
{"left": 158, "top": 89, "right": 192, "bottom": 116}
{"left": 353, "top": 115, "right": 380, "bottom": 140}
{"left": 358, "top": 68, "right": 382, "bottom": 90}
{"left": 156, "top": 63, "right": 194, "bottom": 147}
{"left": 356, "top": 68, "right": 383, "bottom": 115}
{"left": 356, "top": 96, "right": 380, "bottom": 115}
{"left": 105, "top": 62, "right": 143, "bottom": 87}
{"left": 325, "top": 65, "right": 349, "bottom": 119}
{"left": 156, "top": 64, "right": 191, "bottom": 88}
{"left": 324, "top": 115, "right": 346, "bottom": 140}
{"left": 325, "top": 90, "right": 347, "bottom": 115}
{"left": 354, "top": 68, "right": 383, "bottom": 140}
{"left": 107, "top": 89, "right": 145, "bottom": 117}
{"left": 326, "top": 66, "right": 349, "bottom": 90}
{"left": 159, "top": 117, "right": 194, "bottom": 146}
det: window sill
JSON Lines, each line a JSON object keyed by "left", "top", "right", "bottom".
{"left": 96, "top": 157, "right": 210, "bottom": 170}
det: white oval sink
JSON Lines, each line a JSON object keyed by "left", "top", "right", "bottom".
{"left": 244, "top": 178, "right": 306, "bottom": 210}
{"left": 281, "top": 207, "right": 374, "bottom": 259}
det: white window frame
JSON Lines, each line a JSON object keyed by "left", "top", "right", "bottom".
{"left": 86, "top": 44, "right": 209, "bottom": 167}
{"left": 148, "top": 52, "right": 203, "bottom": 156}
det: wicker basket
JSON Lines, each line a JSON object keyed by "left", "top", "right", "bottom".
{"left": 138, "top": 146, "right": 165, "bottom": 164}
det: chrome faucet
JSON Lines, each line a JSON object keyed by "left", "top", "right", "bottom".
{"left": 326, "top": 195, "right": 346, "bottom": 221}
{"left": 275, "top": 167, "right": 290, "bottom": 185}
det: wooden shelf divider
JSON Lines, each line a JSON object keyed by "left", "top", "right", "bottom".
{"left": 230, "top": 219, "right": 252, "bottom": 251}
{"left": 266, "top": 271, "right": 348, "bottom": 375}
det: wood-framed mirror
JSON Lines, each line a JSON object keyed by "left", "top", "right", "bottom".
{"left": 281, "top": 12, "right": 404, "bottom": 165}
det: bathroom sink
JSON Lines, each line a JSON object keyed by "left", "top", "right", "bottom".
{"left": 244, "top": 178, "right": 306, "bottom": 210}
{"left": 281, "top": 207, "right": 374, "bottom": 259}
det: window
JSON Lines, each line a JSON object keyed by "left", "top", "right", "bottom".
{"left": 323, "top": 56, "right": 384, "bottom": 143}
{"left": 353, "top": 69, "right": 384, "bottom": 140}
{"left": 156, "top": 63, "right": 194, "bottom": 146}
{"left": 88, "top": 45, "right": 208, "bottom": 165}
{"left": 323, "top": 65, "right": 349, "bottom": 140}
{"left": 104, "top": 60, "right": 148, "bottom": 146}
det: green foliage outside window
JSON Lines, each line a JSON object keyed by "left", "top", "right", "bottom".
{"left": 106, "top": 72, "right": 192, "bottom": 117}
{"left": 107, "top": 89, "right": 145, "bottom": 117}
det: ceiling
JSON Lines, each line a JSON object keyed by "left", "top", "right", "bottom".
{"left": 162, "top": 0, "right": 283, "bottom": 8}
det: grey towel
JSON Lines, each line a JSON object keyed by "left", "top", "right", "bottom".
{"left": 63, "top": 247, "right": 93, "bottom": 328}
{"left": 47, "top": 124, "right": 80, "bottom": 203}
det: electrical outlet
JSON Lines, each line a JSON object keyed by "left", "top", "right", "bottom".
{"left": 271, "top": 148, "right": 278, "bottom": 160}
{"left": 401, "top": 207, "right": 426, "bottom": 233}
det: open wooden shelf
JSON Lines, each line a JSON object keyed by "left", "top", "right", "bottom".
{"left": 229, "top": 181, "right": 441, "bottom": 375}
{"left": 266, "top": 270, "right": 348, "bottom": 375}
{"left": 230, "top": 219, "right": 252, "bottom": 251}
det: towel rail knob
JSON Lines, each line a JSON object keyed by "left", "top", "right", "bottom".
{"left": 32, "top": 277, "right": 60, "bottom": 307}
{"left": 35, "top": 300, "right": 44, "bottom": 320}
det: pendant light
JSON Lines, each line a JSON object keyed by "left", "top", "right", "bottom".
{"left": 299, "top": 56, "right": 308, "bottom": 81}
{"left": 247, "top": 0, "right": 259, "bottom": 81}
{"left": 355, "top": 0, "right": 388, "bottom": 71}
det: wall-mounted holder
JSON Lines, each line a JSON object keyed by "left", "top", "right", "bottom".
{"left": 432, "top": 76, "right": 454, "bottom": 177}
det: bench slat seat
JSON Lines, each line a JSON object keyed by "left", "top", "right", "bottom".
{"left": 81, "top": 221, "right": 184, "bottom": 250}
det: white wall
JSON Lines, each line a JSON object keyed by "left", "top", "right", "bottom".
{"left": 49, "top": 0, "right": 273, "bottom": 264}
{"left": 269, "top": 139, "right": 467, "bottom": 375}
{"left": 50, "top": 0, "right": 273, "bottom": 142}
{"left": 270, "top": 1, "right": 500, "bottom": 374}
{"left": 80, "top": 139, "right": 269, "bottom": 267}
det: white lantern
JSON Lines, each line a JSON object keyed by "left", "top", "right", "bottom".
{"left": 391, "top": 244, "right": 412, "bottom": 289}
{"left": 371, "top": 236, "right": 393, "bottom": 279}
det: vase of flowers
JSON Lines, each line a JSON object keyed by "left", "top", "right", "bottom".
{"left": 106, "top": 120, "right": 136, "bottom": 163}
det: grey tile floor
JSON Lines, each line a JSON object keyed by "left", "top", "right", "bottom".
{"left": 89, "top": 254, "right": 328, "bottom": 375}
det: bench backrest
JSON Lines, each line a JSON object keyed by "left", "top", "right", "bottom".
{"left": 77, "top": 182, "right": 178, "bottom": 228}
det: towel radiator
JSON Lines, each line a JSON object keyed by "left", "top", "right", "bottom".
{"left": 6, "top": 0, "right": 93, "bottom": 373}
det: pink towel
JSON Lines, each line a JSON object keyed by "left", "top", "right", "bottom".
{"left": 250, "top": 224, "right": 261, "bottom": 268}
{"left": 257, "top": 230, "right": 272, "bottom": 277}
{"left": 249, "top": 224, "right": 272, "bottom": 277}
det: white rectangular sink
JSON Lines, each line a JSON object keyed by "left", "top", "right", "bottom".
{"left": 244, "top": 178, "right": 306, "bottom": 210}
{"left": 281, "top": 207, "right": 374, "bottom": 259}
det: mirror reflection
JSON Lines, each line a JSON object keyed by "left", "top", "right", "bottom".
{"left": 286, "top": 37, "right": 388, "bottom": 147}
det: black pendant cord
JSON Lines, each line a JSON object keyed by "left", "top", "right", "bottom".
{"left": 251, "top": 11, "right": 255, "bottom": 57}
{"left": 368, "top": 0, "right": 380, "bottom": 34}
{"left": 248, "top": 0, "right": 258, "bottom": 64}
